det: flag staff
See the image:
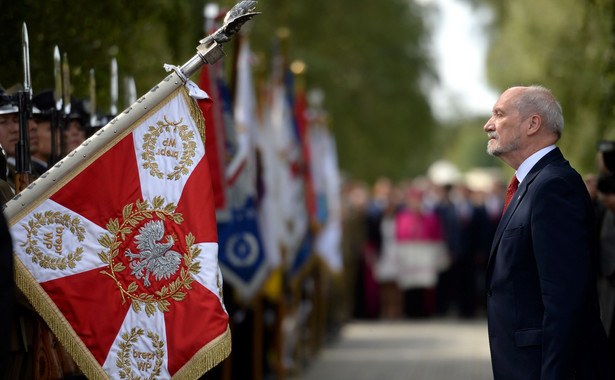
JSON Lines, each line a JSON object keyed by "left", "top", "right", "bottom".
{"left": 4, "top": 0, "right": 259, "bottom": 220}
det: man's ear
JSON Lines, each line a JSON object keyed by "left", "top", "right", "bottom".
{"left": 526, "top": 114, "right": 542, "bottom": 136}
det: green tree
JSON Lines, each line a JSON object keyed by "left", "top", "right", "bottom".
{"left": 229, "top": 0, "right": 440, "bottom": 182}
{"left": 469, "top": 0, "right": 615, "bottom": 174}
{"left": 0, "top": 0, "right": 202, "bottom": 113}
{"left": 1, "top": 0, "right": 438, "bottom": 182}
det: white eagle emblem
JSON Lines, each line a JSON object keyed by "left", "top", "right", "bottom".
{"left": 125, "top": 220, "right": 182, "bottom": 287}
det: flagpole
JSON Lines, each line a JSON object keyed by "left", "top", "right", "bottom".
{"left": 4, "top": 1, "right": 259, "bottom": 222}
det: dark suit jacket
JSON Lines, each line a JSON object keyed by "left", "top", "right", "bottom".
{"left": 486, "top": 148, "right": 610, "bottom": 380}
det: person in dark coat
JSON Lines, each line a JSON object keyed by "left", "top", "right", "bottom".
{"left": 484, "top": 85, "right": 610, "bottom": 380}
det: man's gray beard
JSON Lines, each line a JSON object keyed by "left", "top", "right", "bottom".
{"left": 487, "top": 141, "right": 501, "bottom": 157}
{"left": 487, "top": 140, "right": 519, "bottom": 157}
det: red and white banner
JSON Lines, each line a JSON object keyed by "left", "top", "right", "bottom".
{"left": 7, "top": 84, "right": 230, "bottom": 379}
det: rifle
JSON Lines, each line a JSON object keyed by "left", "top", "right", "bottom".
{"left": 61, "top": 52, "right": 70, "bottom": 158}
{"left": 14, "top": 23, "right": 32, "bottom": 193}
{"left": 14, "top": 25, "right": 79, "bottom": 379}
{"left": 48, "top": 45, "right": 63, "bottom": 167}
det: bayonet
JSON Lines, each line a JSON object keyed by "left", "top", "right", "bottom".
{"left": 110, "top": 58, "right": 118, "bottom": 115}
{"left": 61, "top": 52, "right": 70, "bottom": 157}
{"left": 53, "top": 46, "right": 62, "bottom": 111}
{"left": 49, "top": 45, "right": 62, "bottom": 166}
{"left": 15, "top": 22, "right": 32, "bottom": 192}
{"left": 124, "top": 76, "right": 136, "bottom": 109}
{"left": 22, "top": 23, "right": 32, "bottom": 99}
{"left": 89, "top": 68, "right": 97, "bottom": 128}
{"left": 62, "top": 52, "right": 71, "bottom": 116}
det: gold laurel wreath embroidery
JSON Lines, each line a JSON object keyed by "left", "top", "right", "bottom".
{"left": 20, "top": 211, "right": 85, "bottom": 270}
{"left": 141, "top": 116, "right": 198, "bottom": 181}
{"left": 98, "top": 196, "right": 202, "bottom": 317}
{"left": 116, "top": 327, "right": 164, "bottom": 380}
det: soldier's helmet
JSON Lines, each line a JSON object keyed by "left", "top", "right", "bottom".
{"left": 0, "top": 89, "right": 19, "bottom": 115}
{"left": 68, "top": 99, "right": 90, "bottom": 129}
{"left": 32, "top": 90, "right": 56, "bottom": 120}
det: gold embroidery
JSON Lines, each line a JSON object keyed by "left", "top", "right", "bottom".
{"left": 141, "top": 116, "right": 198, "bottom": 180}
{"left": 98, "top": 196, "right": 201, "bottom": 317}
{"left": 21, "top": 211, "right": 85, "bottom": 270}
{"left": 117, "top": 327, "right": 165, "bottom": 379}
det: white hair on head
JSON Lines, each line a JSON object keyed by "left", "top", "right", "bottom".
{"left": 512, "top": 85, "right": 564, "bottom": 139}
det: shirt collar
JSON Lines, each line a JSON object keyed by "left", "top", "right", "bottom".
{"left": 515, "top": 145, "right": 556, "bottom": 183}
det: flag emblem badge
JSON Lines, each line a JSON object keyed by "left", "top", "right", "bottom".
{"left": 20, "top": 210, "right": 86, "bottom": 270}
{"left": 140, "top": 116, "right": 200, "bottom": 181}
{"left": 98, "top": 196, "right": 207, "bottom": 317}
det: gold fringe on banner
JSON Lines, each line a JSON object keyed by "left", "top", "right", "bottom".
{"left": 172, "top": 326, "right": 232, "bottom": 379}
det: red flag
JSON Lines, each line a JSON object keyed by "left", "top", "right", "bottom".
{"left": 7, "top": 84, "right": 230, "bottom": 378}
{"left": 293, "top": 84, "right": 316, "bottom": 221}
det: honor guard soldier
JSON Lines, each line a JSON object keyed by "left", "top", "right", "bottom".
{"left": 64, "top": 99, "right": 90, "bottom": 153}
{"left": 0, "top": 87, "right": 39, "bottom": 195}
{"left": 32, "top": 90, "right": 63, "bottom": 172}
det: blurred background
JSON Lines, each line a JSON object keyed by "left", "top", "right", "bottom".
{"left": 4, "top": 0, "right": 615, "bottom": 181}
{"left": 2, "top": 0, "right": 615, "bottom": 379}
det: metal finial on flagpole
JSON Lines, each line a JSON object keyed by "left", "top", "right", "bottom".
{"left": 180, "top": 1, "right": 259, "bottom": 78}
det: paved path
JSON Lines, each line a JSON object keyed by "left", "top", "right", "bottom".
{"left": 291, "top": 318, "right": 493, "bottom": 380}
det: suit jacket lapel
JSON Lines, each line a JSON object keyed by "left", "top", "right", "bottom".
{"left": 486, "top": 148, "right": 565, "bottom": 279}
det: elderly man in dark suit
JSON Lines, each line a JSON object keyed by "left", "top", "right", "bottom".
{"left": 484, "top": 85, "right": 610, "bottom": 380}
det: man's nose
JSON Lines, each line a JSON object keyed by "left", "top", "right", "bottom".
{"left": 484, "top": 118, "right": 494, "bottom": 132}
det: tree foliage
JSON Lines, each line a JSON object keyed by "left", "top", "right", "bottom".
{"left": 244, "top": 0, "right": 440, "bottom": 181}
{"left": 1, "top": 0, "right": 438, "bottom": 182}
{"left": 0, "top": 0, "right": 202, "bottom": 113}
{"left": 469, "top": 0, "right": 615, "bottom": 174}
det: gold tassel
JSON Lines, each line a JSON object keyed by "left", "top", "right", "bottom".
{"left": 172, "top": 326, "right": 232, "bottom": 379}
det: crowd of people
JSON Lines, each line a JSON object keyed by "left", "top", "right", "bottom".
{"left": 338, "top": 85, "right": 615, "bottom": 379}
{"left": 341, "top": 173, "right": 505, "bottom": 321}
{"left": 338, "top": 155, "right": 615, "bottom": 377}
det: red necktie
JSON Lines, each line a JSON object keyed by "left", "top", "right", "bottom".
{"left": 502, "top": 175, "right": 519, "bottom": 214}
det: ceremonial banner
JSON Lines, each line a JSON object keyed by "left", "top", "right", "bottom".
{"left": 292, "top": 80, "right": 316, "bottom": 223}
{"left": 215, "top": 37, "right": 268, "bottom": 301}
{"left": 266, "top": 70, "right": 310, "bottom": 274}
{"left": 310, "top": 124, "right": 343, "bottom": 273}
{"left": 6, "top": 82, "right": 230, "bottom": 379}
